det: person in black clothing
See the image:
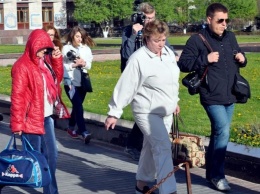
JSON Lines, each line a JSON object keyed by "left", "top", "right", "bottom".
{"left": 178, "top": 3, "right": 247, "bottom": 191}
{"left": 120, "top": 2, "right": 178, "bottom": 161}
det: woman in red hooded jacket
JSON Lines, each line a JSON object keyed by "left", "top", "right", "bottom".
{"left": 10, "top": 29, "right": 69, "bottom": 194}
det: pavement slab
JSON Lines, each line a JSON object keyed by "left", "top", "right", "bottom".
{"left": 0, "top": 121, "right": 259, "bottom": 194}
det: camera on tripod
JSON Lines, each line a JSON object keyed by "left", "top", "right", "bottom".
{"left": 131, "top": 12, "right": 146, "bottom": 25}
{"left": 66, "top": 50, "right": 79, "bottom": 61}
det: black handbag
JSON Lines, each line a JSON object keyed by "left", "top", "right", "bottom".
{"left": 233, "top": 72, "right": 251, "bottom": 103}
{"left": 80, "top": 69, "right": 93, "bottom": 93}
{"left": 182, "top": 34, "right": 212, "bottom": 95}
{"left": 182, "top": 71, "right": 206, "bottom": 95}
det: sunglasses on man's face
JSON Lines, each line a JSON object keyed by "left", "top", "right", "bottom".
{"left": 216, "top": 18, "right": 230, "bottom": 24}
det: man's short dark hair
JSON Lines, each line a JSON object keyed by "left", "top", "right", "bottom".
{"left": 138, "top": 2, "right": 155, "bottom": 14}
{"left": 206, "top": 3, "right": 228, "bottom": 18}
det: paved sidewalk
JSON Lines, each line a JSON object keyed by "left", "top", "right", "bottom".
{"left": 0, "top": 121, "right": 259, "bottom": 194}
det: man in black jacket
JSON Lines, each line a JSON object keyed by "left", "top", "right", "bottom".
{"left": 178, "top": 3, "right": 247, "bottom": 192}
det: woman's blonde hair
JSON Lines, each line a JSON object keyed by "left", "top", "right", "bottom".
{"left": 142, "top": 19, "right": 169, "bottom": 45}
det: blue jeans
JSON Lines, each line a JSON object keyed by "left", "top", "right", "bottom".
{"left": 203, "top": 104, "right": 234, "bottom": 180}
{"left": 64, "top": 85, "right": 89, "bottom": 135}
{"left": 24, "top": 116, "right": 58, "bottom": 194}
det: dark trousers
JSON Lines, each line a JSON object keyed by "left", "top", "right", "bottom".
{"left": 64, "top": 85, "right": 88, "bottom": 135}
{"left": 126, "top": 123, "right": 143, "bottom": 152}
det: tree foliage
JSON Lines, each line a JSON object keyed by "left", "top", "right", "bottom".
{"left": 73, "top": 0, "right": 258, "bottom": 27}
{"left": 147, "top": 0, "right": 176, "bottom": 22}
{"left": 73, "top": 0, "right": 133, "bottom": 24}
{"left": 210, "top": 0, "right": 258, "bottom": 20}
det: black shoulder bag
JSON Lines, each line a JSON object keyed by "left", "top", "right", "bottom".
{"left": 182, "top": 34, "right": 213, "bottom": 95}
{"left": 80, "top": 68, "right": 93, "bottom": 93}
{"left": 232, "top": 71, "right": 251, "bottom": 103}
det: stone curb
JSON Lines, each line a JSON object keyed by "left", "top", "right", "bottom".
{"left": 0, "top": 93, "right": 259, "bottom": 183}
{"left": 1, "top": 93, "right": 259, "bottom": 159}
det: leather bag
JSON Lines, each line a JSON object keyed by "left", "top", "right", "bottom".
{"left": 182, "top": 71, "right": 204, "bottom": 95}
{"left": 80, "top": 69, "right": 93, "bottom": 93}
{"left": 182, "top": 34, "right": 212, "bottom": 95}
{"left": 170, "top": 115, "right": 205, "bottom": 168}
{"left": 233, "top": 72, "right": 251, "bottom": 103}
{"left": 0, "top": 135, "right": 51, "bottom": 188}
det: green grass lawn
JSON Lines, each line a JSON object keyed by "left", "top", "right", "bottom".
{"left": 1, "top": 35, "right": 260, "bottom": 54}
{"left": 0, "top": 53, "right": 259, "bottom": 147}
{"left": 94, "top": 34, "right": 260, "bottom": 45}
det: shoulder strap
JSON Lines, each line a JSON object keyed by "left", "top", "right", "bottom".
{"left": 44, "top": 59, "right": 57, "bottom": 84}
{"left": 198, "top": 34, "right": 212, "bottom": 80}
{"left": 198, "top": 34, "right": 213, "bottom": 52}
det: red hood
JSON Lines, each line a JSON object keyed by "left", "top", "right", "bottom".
{"left": 24, "top": 29, "right": 54, "bottom": 65}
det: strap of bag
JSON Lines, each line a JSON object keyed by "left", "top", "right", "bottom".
{"left": 44, "top": 59, "right": 57, "bottom": 84}
{"left": 197, "top": 33, "right": 214, "bottom": 81}
{"left": 5, "top": 134, "right": 35, "bottom": 151}
{"left": 174, "top": 114, "right": 179, "bottom": 138}
{"left": 198, "top": 34, "right": 213, "bottom": 52}
{"left": 171, "top": 114, "right": 185, "bottom": 139}
{"left": 44, "top": 59, "right": 62, "bottom": 104}
{"left": 5, "top": 134, "right": 17, "bottom": 150}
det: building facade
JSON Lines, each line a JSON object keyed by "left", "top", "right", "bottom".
{"left": 0, "top": 0, "right": 67, "bottom": 44}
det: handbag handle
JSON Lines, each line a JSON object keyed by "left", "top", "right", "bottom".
{"left": 5, "top": 134, "right": 35, "bottom": 152}
{"left": 171, "top": 114, "right": 186, "bottom": 162}
{"left": 22, "top": 135, "right": 35, "bottom": 151}
{"left": 5, "top": 134, "right": 17, "bottom": 150}
{"left": 171, "top": 114, "right": 185, "bottom": 139}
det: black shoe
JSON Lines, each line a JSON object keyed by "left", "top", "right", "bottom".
{"left": 82, "top": 132, "right": 91, "bottom": 144}
{"left": 124, "top": 147, "right": 140, "bottom": 161}
{"left": 135, "top": 185, "right": 155, "bottom": 194}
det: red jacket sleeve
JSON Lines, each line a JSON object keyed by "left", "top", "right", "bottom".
{"left": 10, "top": 63, "right": 28, "bottom": 132}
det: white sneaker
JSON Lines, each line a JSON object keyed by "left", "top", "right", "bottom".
{"left": 211, "top": 178, "right": 231, "bottom": 191}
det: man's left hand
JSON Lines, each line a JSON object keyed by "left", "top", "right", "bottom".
{"left": 235, "top": 53, "right": 245, "bottom": 63}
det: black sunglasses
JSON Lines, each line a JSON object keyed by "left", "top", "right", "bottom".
{"left": 216, "top": 18, "right": 230, "bottom": 24}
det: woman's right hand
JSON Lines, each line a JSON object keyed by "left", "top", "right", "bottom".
{"left": 14, "top": 131, "right": 22, "bottom": 136}
{"left": 74, "top": 58, "right": 86, "bottom": 67}
{"left": 174, "top": 105, "right": 180, "bottom": 115}
{"left": 104, "top": 116, "right": 118, "bottom": 130}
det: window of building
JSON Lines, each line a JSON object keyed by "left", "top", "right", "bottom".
{"left": 17, "top": 7, "right": 29, "bottom": 23}
{"left": 42, "top": 7, "right": 53, "bottom": 22}
{"left": 0, "top": 8, "right": 3, "bottom": 24}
